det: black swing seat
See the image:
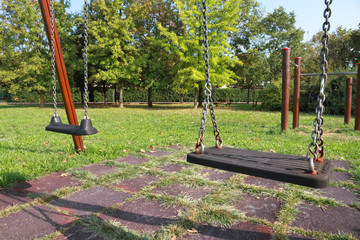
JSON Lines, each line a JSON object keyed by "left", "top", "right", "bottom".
{"left": 46, "top": 116, "right": 97, "bottom": 136}
{"left": 187, "top": 147, "right": 333, "bottom": 188}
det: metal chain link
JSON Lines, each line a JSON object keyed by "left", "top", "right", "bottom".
{"left": 307, "top": 0, "right": 332, "bottom": 172}
{"left": 83, "top": 0, "right": 89, "bottom": 119}
{"left": 50, "top": 0, "right": 58, "bottom": 116}
{"left": 196, "top": 0, "right": 222, "bottom": 153}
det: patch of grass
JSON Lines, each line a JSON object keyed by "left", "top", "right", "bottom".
{"left": 0, "top": 104, "right": 359, "bottom": 188}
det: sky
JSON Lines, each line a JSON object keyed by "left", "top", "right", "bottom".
{"left": 69, "top": 0, "right": 360, "bottom": 41}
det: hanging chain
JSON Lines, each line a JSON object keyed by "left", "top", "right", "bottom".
{"left": 83, "top": 0, "right": 89, "bottom": 119}
{"left": 50, "top": 0, "right": 58, "bottom": 116}
{"left": 307, "top": 0, "right": 332, "bottom": 171}
{"left": 196, "top": 0, "right": 222, "bottom": 153}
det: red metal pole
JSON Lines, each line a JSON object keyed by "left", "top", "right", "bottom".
{"left": 38, "top": 0, "right": 84, "bottom": 151}
{"left": 355, "top": 63, "right": 360, "bottom": 131}
{"left": 344, "top": 77, "right": 352, "bottom": 125}
{"left": 293, "top": 57, "right": 301, "bottom": 129}
{"left": 282, "top": 48, "right": 291, "bottom": 131}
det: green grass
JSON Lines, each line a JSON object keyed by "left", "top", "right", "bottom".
{"left": 0, "top": 103, "right": 359, "bottom": 187}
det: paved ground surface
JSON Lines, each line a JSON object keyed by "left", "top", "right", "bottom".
{"left": 0, "top": 146, "right": 359, "bottom": 240}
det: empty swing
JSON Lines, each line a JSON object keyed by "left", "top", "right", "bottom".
{"left": 45, "top": 0, "right": 97, "bottom": 136}
{"left": 187, "top": 0, "right": 333, "bottom": 188}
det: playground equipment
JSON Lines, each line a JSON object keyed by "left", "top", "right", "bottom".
{"left": 187, "top": 0, "right": 334, "bottom": 188}
{"left": 38, "top": 0, "right": 97, "bottom": 151}
{"left": 281, "top": 51, "right": 360, "bottom": 130}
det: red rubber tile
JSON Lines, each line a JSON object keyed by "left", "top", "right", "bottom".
{"left": 234, "top": 194, "right": 281, "bottom": 222}
{"left": 15, "top": 171, "right": 81, "bottom": 194}
{"left": 99, "top": 198, "right": 179, "bottom": 233}
{"left": 79, "top": 163, "right": 115, "bottom": 177}
{"left": 50, "top": 186, "right": 133, "bottom": 217}
{"left": 319, "top": 186, "right": 359, "bottom": 205}
{"left": 0, "top": 205, "right": 76, "bottom": 240}
{"left": 330, "top": 171, "right": 353, "bottom": 182}
{"left": 0, "top": 189, "right": 32, "bottom": 210}
{"left": 291, "top": 203, "right": 360, "bottom": 238}
{"left": 111, "top": 175, "right": 160, "bottom": 193}
{"left": 181, "top": 222, "right": 272, "bottom": 240}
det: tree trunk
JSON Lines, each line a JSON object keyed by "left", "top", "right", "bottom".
{"left": 103, "top": 85, "right": 107, "bottom": 105}
{"left": 198, "top": 85, "right": 203, "bottom": 108}
{"left": 114, "top": 85, "right": 118, "bottom": 103}
{"left": 193, "top": 87, "right": 198, "bottom": 108}
{"left": 148, "top": 87, "right": 153, "bottom": 107}
{"left": 247, "top": 87, "right": 250, "bottom": 104}
{"left": 180, "top": 94, "right": 184, "bottom": 104}
{"left": 119, "top": 86, "right": 124, "bottom": 108}
{"left": 39, "top": 91, "right": 45, "bottom": 108}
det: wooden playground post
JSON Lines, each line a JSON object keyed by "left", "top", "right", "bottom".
{"left": 38, "top": 0, "right": 84, "bottom": 151}
{"left": 355, "top": 63, "right": 360, "bottom": 131}
{"left": 281, "top": 48, "right": 290, "bottom": 131}
{"left": 293, "top": 57, "right": 301, "bottom": 129}
{"left": 344, "top": 77, "right": 352, "bottom": 125}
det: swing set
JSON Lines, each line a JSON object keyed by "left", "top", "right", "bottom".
{"left": 39, "top": 0, "right": 97, "bottom": 153}
{"left": 39, "top": 0, "right": 334, "bottom": 188}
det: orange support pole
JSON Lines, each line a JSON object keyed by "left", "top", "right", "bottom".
{"left": 344, "top": 77, "right": 352, "bottom": 125}
{"left": 293, "top": 57, "right": 301, "bottom": 129}
{"left": 282, "top": 48, "right": 291, "bottom": 131}
{"left": 38, "top": 0, "right": 84, "bottom": 151}
{"left": 355, "top": 63, "right": 360, "bottom": 131}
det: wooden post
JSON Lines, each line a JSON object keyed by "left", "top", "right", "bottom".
{"left": 355, "top": 63, "right": 360, "bottom": 131}
{"left": 344, "top": 77, "right": 352, "bottom": 125}
{"left": 281, "top": 48, "right": 291, "bottom": 131}
{"left": 38, "top": 0, "right": 84, "bottom": 151}
{"left": 293, "top": 57, "right": 301, "bottom": 129}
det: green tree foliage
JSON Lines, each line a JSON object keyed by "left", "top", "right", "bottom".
{"left": 159, "top": 0, "right": 241, "bottom": 107}
{"left": 88, "top": 0, "right": 137, "bottom": 106}
{"left": 0, "top": 0, "right": 75, "bottom": 107}
{"left": 129, "top": 0, "right": 183, "bottom": 107}
{"left": 350, "top": 25, "right": 360, "bottom": 65}
{"left": 231, "top": 0, "right": 266, "bottom": 103}
{"left": 259, "top": 7, "right": 305, "bottom": 83}
{"left": 0, "top": 0, "right": 49, "bottom": 106}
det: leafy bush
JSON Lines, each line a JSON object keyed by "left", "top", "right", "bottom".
{"left": 5, "top": 86, "right": 262, "bottom": 104}
{"left": 261, "top": 80, "right": 286, "bottom": 111}
{"left": 300, "top": 76, "right": 357, "bottom": 115}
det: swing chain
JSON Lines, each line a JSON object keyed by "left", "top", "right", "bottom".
{"left": 196, "top": 0, "right": 222, "bottom": 153}
{"left": 83, "top": 0, "right": 89, "bottom": 119}
{"left": 307, "top": 0, "right": 332, "bottom": 168}
{"left": 50, "top": 0, "right": 57, "bottom": 117}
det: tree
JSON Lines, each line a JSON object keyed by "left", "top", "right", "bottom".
{"left": 129, "top": 0, "right": 183, "bottom": 107}
{"left": 160, "top": 0, "right": 241, "bottom": 108}
{"left": 350, "top": 25, "right": 360, "bottom": 66}
{"left": 0, "top": 0, "right": 49, "bottom": 106}
{"left": 0, "top": 0, "right": 75, "bottom": 107}
{"left": 88, "top": 0, "right": 137, "bottom": 106}
{"left": 231, "top": 0, "right": 266, "bottom": 103}
{"left": 259, "top": 7, "right": 305, "bottom": 83}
